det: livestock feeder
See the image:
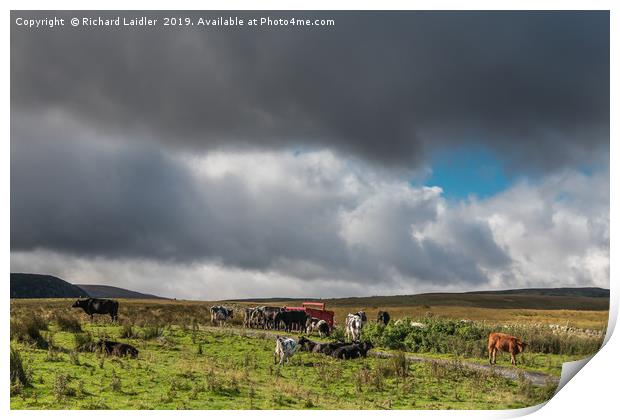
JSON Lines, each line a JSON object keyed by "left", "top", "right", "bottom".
{"left": 282, "top": 302, "right": 335, "bottom": 331}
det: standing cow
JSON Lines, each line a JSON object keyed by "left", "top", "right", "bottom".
{"left": 306, "top": 318, "right": 330, "bottom": 337}
{"left": 488, "top": 332, "right": 526, "bottom": 365}
{"left": 377, "top": 311, "right": 390, "bottom": 326}
{"left": 210, "top": 305, "right": 233, "bottom": 326}
{"left": 345, "top": 311, "right": 367, "bottom": 342}
{"left": 274, "top": 336, "right": 298, "bottom": 365}
{"left": 210, "top": 305, "right": 222, "bottom": 323}
{"left": 274, "top": 310, "right": 307, "bottom": 332}
{"left": 252, "top": 306, "right": 280, "bottom": 329}
{"left": 72, "top": 298, "right": 118, "bottom": 321}
{"left": 243, "top": 307, "right": 256, "bottom": 328}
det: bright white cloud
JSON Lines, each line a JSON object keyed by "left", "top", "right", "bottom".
{"left": 11, "top": 148, "right": 609, "bottom": 299}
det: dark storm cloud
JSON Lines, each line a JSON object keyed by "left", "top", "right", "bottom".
{"left": 11, "top": 10, "right": 609, "bottom": 170}
{"left": 10, "top": 11, "right": 610, "bottom": 294}
{"left": 10, "top": 113, "right": 500, "bottom": 287}
{"left": 10, "top": 114, "right": 348, "bottom": 271}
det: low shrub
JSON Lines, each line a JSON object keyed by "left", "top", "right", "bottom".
{"left": 54, "top": 315, "right": 82, "bottom": 333}
{"left": 53, "top": 373, "right": 76, "bottom": 401}
{"left": 119, "top": 323, "right": 136, "bottom": 339}
{"left": 142, "top": 324, "right": 164, "bottom": 340}
{"left": 330, "top": 326, "right": 345, "bottom": 342}
{"left": 361, "top": 318, "right": 603, "bottom": 357}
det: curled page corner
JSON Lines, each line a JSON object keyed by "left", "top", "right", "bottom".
{"left": 556, "top": 356, "right": 595, "bottom": 394}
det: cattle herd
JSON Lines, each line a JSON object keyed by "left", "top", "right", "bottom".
{"left": 68, "top": 298, "right": 527, "bottom": 367}
{"left": 274, "top": 335, "right": 374, "bottom": 365}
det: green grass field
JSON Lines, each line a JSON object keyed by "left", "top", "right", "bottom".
{"left": 10, "top": 298, "right": 607, "bottom": 410}
{"left": 11, "top": 323, "right": 559, "bottom": 410}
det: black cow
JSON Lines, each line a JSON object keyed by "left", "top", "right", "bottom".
{"left": 377, "top": 311, "right": 390, "bottom": 326}
{"left": 312, "top": 341, "right": 347, "bottom": 355}
{"left": 274, "top": 310, "right": 307, "bottom": 332}
{"left": 72, "top": 298, "right": 118, "bottom": 321}
{"left": 297, "top": 336, "right": 318, "bottom": 352}
{"left": 331, "top": 342, "right": 373, "bottom": 360}
{"left": 96, "top": 340, "right": 139, "bottom": 358}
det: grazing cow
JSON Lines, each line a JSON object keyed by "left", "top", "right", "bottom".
{"left": 345, "top": 311, "right": 366, "bottom": 342}
{"left": 377, "top": 311, "right": 390, "bottom": 326}
{"left": 306, "top": 318, "right": 330, "bottom": 337}
{"left": 274, "top": 336, "right": 298, "bottom": 365}
{"left": 297, "top": 336, "right": 318, "bottom": 352}
{"left": 275, "top": 310, "right": 308, "bottom": 332}
{"left": 96, "top": 340, "right": 139, "bottom": 358}
{"left": 331, "top": 342, "right": 373, "bottom": 360}
{"left": 72, "top": 298, "right": 119, "bottom": 321}
{"left": 312, "top": 341, "right": 347, "bottom": 355}
{"left": 488, "top": 332, "right": 526, "bottom": 365}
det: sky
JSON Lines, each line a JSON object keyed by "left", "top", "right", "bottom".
{"left": 10, "top": 11, "right": 610, "bottom": 300}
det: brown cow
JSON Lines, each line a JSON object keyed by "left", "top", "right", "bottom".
{"left": 488, "top": 332, "right": 526, "bottom": 365}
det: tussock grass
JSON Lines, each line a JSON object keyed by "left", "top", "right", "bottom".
{"left": 10, "top": 347, "right": 31, "bottom": 389}
{"left": 11, "top": 316, "right": 49, "bottom": 349}
{"left": 54, "top": 315, "right": 82, "bottom": 333}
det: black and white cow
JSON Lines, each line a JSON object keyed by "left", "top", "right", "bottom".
{"left": 345, "top": 311, "right": 367, "bottom": 342}
{"left": 210, "top": 305, "right": 223, "bottom": 323}
{"left": 251, "top": 306, "right": 281, "bottom": 329}
{"left": 274, "top": 336, "right": 298, "bottom": 365}
{"left": 377, "top": 311, "right": 390, "bottom": 326}
{"left": 306, "top": 318, "right": 330, "bottom": 337}
{"left": 210, "top": 305, "right": 233, "bottom": 326}
{"left": 243, "top": 307, "right": 257, "bottom": 328}
{"left": 297, "top": 336, "right": 318, "bottom": 352}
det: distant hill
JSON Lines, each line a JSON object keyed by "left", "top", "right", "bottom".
{"left": 10, "top": 273, "right": 167, "bottom": 300}
{"left": 75, "top": 284, "right": 166, "bottom": 300}
{"left": 230, "top": 287, "right": 610, "bottom": 311}
{"left": 10, "top": 273, "right": 88, "bottom": 299}
{"left": 466, "top": 287, "right": 610, "bottom": 298}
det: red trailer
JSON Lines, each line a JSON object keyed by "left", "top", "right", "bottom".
{"left": 282, "top": 302, "right": 335, "bottom": 330}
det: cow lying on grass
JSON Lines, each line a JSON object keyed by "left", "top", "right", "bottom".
{"left": 311, "top": 341, "right": 347, "bottom": 355}
{"left": 488, "top": 332, "right": 526, "bottom": 365}
{"left": 274, "top": 336, "right": 298, "bottom": 365}
{"left": 331, "top": 342, "right": 373, "bottom": 360}
{"left": 297, "top": 336, "right": 318, "bottom": 352}
{"left": 100, "top": 340, "right": 139, "bottom": 358}
{"left": 93, "top": 339, "right": 139, "bottom": 358}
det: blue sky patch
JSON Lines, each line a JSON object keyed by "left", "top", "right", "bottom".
{"left": 422, "top": 147, "right": 511, "bottom": 200}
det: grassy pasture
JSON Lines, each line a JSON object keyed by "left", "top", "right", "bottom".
{"left": 11, "top": 322, "right": 557, "bottom": 409}
{"left": 10, "top": 298, "right": 607, "bottom": 410}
